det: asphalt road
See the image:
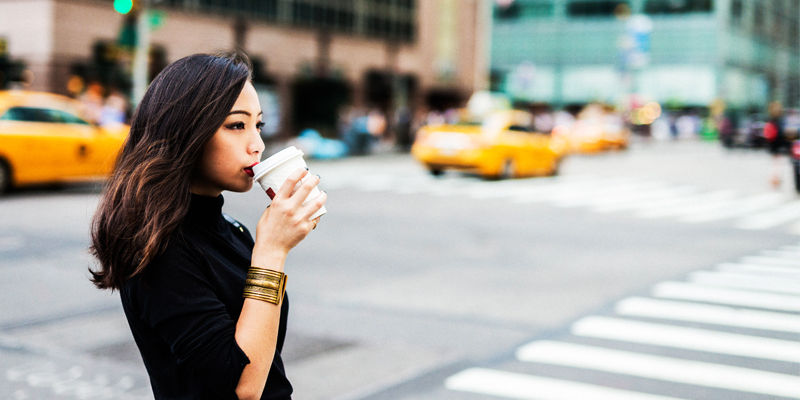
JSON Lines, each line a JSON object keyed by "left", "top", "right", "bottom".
{"left": 1, "top": 139, "right": 798, "bottom": 400}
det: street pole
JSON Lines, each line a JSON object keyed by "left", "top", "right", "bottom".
{"left": 474, "top": 0, "right": 492, "bottom": 92}
{"left": 132, "top": 0, "right": 150, "bottom": 107}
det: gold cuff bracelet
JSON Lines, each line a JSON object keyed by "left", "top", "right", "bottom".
{"left": 242, "top": 266, "right": 286, "bottom": 305}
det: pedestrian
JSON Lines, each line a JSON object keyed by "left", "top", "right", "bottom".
{"left": 88, "top": 53, "right": 326, "bottom": 400}
{"left": 766, "top": 101, "right": 787, "bottom": 189}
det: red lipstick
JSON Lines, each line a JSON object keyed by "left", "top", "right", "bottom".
{"left": 244, "top": 162, "right": 259, "bottom": 177}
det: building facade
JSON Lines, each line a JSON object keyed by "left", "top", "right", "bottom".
{"left": 493, "top": 0, "right": 800, "bottom": 112}
{"left": 0, "top": 0, "right": 491, "bottom": 136}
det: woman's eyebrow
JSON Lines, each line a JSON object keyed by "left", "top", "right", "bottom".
{"left": 228, "top": 110, "right": 264, "bottom": 117}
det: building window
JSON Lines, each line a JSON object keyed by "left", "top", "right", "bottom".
{"left": 567, "top": 1, "right": 630, "bottom": 18}
{"left": 644, "top": 0, "right": 713, "bottom": 14}
{"left": 495, "top": 1, "right": 554, "bottom": 19}
{"left": 790, "top": 1, "right": 800, "bottom": 51}
{"left": 522, "top": 1, "right": 555, "bottom": 18}
{"left": 754, "top": 1, "right": 766, "bottom": 39}
{"left": 495, "top": 2, "right": 522, "bottom": 19}
{"left": 730, "top": 0, "right": 743, "bottom": 25}
{"left": 154, "top": 0, "right": 415, "bottom": 43}
{"left": 771, "top": 0, "right": 782, "bottom": 40}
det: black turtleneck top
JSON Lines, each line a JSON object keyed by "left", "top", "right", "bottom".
{"left": 121, "top": 194, "right": 292, "bottom": 400}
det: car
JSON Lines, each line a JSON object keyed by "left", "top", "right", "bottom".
{"left": 552, "top": 104, "right": 630, "bottom": 153}
{"left": 411, "top": 110, "right": 567, "bottom": 179}
{"left": 0, "top": 90, "right": 129, "bottom": 193}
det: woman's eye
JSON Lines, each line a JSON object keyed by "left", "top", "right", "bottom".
{"left": 226, "top": 122, "right": 245, "bottom": 130}
{"left": 256, "top": 121, "right": 265, "bottom": 131}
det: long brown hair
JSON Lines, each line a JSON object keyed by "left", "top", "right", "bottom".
{"left": 90, "top": 53, "right": 252, "bottom": 291}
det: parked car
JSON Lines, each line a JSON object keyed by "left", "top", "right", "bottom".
{"left": 0, "top": 90, "right": 129, "bottom": 193}
{"left": 411, "top": 110, "right": 567, "bottom": 179}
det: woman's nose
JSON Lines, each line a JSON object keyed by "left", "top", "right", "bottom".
{"left": 250, "top": 129, "right": 265, "bottom": 155}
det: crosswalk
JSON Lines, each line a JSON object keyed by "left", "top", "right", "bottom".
{"left": 321, "top": 171, "right": 800, "bottom": 233}
{"left": 443, "top": 245, "right": 800, "bottom": 400}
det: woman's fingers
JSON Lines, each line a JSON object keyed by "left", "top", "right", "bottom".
{"left": 300, "top": 191, "right": 327, "bottom": 221}
{"left": 274, "top": 168, "right": 309, "bottom": 200}
{"left": 291, "top": 174, "right": 320, "bottom": 205}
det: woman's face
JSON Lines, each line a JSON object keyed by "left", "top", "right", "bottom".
{"left": 191, "top": 81, "right": 265, "bottom": 197}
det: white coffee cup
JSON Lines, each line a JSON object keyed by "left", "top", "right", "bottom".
{"left": 252, "top": 146, "right": 326, "bottom": 220}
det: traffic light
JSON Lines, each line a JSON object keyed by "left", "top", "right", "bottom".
{"left": 114, "top": 0, "right": 134, "bottom": 14}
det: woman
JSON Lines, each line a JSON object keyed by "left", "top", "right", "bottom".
{"left": 89, "top": 53, "right": 325, "bottom": 400}
{"left": 766, "top": 101, "right": 786, "bottom": 189}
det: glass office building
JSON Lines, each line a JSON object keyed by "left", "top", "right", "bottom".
{"left": 493, "top": 0, "right": 800, "bottom": 111}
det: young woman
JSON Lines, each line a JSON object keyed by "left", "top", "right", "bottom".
{"left": 90, "top": 53, "right": 325, "bottom": 400}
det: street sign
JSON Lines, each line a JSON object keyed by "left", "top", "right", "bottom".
{"left": 625, "top": 14, "right": 652, "bottom": 69}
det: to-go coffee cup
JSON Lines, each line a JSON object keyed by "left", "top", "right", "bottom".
{"left": 252, "top": 146, "right": 326, "bottom": 220}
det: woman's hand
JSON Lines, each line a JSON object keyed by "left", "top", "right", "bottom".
{"left": 252, "top": 168, "right": 327, "bottom": 261}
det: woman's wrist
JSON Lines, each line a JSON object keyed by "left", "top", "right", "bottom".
{"left": 251, "top": 245, "right": 288, "bottom": 272}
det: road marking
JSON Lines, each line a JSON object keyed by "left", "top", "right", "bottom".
{"left": 511, "top": 177, "right": 631, "bottom": 204}
{"left": 637, "top": 190, "right": 738, "bottom": 219}
{"left": 717, "top": 262, "right": 800, "bottom": 278}
{"left": 516, "top": 340, "right": 800, "bottom": 398}
{"left": 686, "top": 270, "right": 800, "bottom": 295}
{"left": 615, "top": 297, "right": 800, "bottom": 333}
{"left": 652, "top": 281, "right": 800, "bottom": 311}
{"left": 680, "top": 192, "right": 786, "bottom": 223}
{"left": 761, "top": 249, "right": 800, "bottom": 259}
{"left": 445, "top": 368, "right": 688, "bottom": 400}
{"left": 571, "top": 316, "right": 800, "bottom": 363}
{"left": 741, "top": 255, "right": 800, "bottom": 267}
{"left": 593, "top": 185, "right": 697, "bottom": 213}
{"left": 555, "top": 181, "right": 663, "bottom": 208}
{"left": 354, "top": 174, "right": 396, "bottom": 192}
{"left": 0, "top": 236, "right": 25, "bottom": 252}
{"left": 737, "top": 200, "right": 800, "bottom": 230}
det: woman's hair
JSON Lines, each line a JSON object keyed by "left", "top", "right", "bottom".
{"left": 90, "top": 53, "right": 252, "bottom": 291}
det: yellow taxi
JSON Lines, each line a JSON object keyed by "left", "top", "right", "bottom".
{"left": 0, "top": 91, "right": 129, "bottom": 193}
{"left": 412, "top": 110, "right": 567, "bottom": 179}
{"left": 553, "top": 104, "right": 630, "bottom": 153}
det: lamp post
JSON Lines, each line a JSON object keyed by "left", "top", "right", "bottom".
{"left": 131, "top": 0, "right": 150, "bottom": 107}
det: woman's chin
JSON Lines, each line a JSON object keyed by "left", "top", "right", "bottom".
{"left": 224, "top": 181, "right": 255, "bottom": 194}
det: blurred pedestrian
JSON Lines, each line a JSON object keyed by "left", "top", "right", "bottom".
{"left": 394, "top": 106, "right": 413, "bottom": 151}
{"left": 78, "top": 82, "right": 104, "bottom": 125}
{"left": 89, "top": 53, "right": 325, "bottom": 400}
{"left": 342, "top": 106, "right": 374, "bottom": 155}
{"left": 766, "top": 101, "right": 786, "bottom": 189}
{"left": 99, "top": 89, "right": 128, "bottom": 126}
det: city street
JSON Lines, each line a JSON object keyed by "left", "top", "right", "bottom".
{"left": 2, "top": 139, "right": 800, "bottom": 400}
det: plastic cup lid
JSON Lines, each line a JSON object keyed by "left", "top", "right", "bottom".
{"left": 252, "top": 146, "right": 304, "bottom": 180}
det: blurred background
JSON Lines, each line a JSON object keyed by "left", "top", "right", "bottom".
{"left": 3, "top": 1, "right": 800, "bottom": 400}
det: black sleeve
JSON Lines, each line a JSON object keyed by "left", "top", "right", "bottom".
{"left": 131, "top": 246, "right": 250, "bottom": 396}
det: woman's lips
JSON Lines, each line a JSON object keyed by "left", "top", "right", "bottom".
{"left": 244, "top": 162, "right": 259, "bottom": 178}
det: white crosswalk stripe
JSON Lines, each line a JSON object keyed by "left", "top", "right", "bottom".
{"left": 571, "top": 316, "right": 800, "bottom": 363}
{"left": 515, "top": 341, "right": 800, "bottom": 398}
{"left": 651, "top": 281, "right": 800, "bottom": 311}
{"left": 319, "top": 170, "right": 800, "bottom": 232}
{"left": 686, "top": 270, "right": 800, "bottom": 294}
{"left": 737, "top": 200, "right": 800, "bottom": 230}
{"left": 445, "top": 368, "right": 689, "bottom": 400}
{"left": 443, "top": 246, "right": 800, "bottom": 400}
{"left": 717, "top": 262, "right": 800, "bottom": 277}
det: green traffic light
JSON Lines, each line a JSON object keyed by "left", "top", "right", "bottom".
{"left": 114, "top": 0, "right": 133, "bottom": 14}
